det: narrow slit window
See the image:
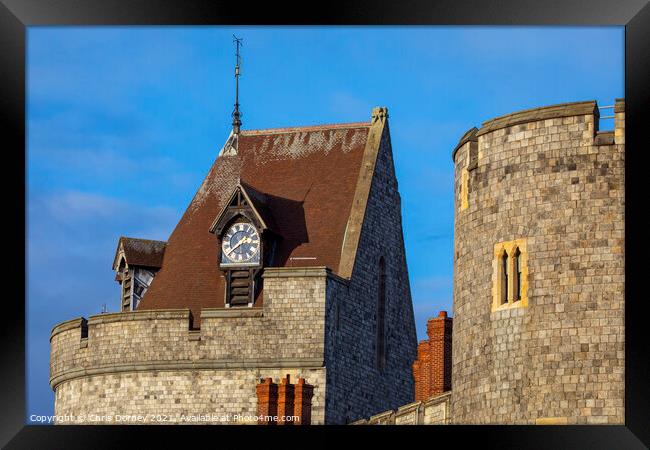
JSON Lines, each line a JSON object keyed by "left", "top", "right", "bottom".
{"left": 514, "top": 247, "right": 522, "bottom": 301}
{"left": 501, "top": 250, "right": 509, "bottom": 305}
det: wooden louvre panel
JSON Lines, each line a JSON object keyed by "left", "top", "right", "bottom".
{"left": 228, "top": 270, "right": 253, "bottom": 306}
{"left": 121, "top": 270, "right": 132, "bottom": 310}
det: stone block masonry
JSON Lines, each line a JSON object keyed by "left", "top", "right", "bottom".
{"left": 50, "top": 270, "right": 330, "bottom": 424}
{"left": 451, "top": 100, "right": 624, "bottom": 424}
{"left": 350, "top": 392, "right": 452, "bottom": 425}
{"left": 322, "top": 119, "right": 418, "bottom": 424}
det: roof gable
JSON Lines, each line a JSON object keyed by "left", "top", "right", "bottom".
{"left": 136, "top": 109, "right": 389, "bottom": 319}
{"left": 112, "top": 237, "right": 167, "bottom": 270}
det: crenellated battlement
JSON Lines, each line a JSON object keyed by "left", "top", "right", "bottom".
{"left": 49, "top": 268, "right": 339, "bottom": 392}
{"left": 452, "top": 99, "right": 625, "bottom": 164}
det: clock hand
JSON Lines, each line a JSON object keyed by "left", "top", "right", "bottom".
{"left": 227, "top": 236, "right": 252, "bottom": 256}
{"left": 227, "top": 237, "right": 247, "bottom": 255}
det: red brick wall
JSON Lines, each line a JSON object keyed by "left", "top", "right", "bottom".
{"left": 412, "top": 311, "right": 453, "bottom": 401}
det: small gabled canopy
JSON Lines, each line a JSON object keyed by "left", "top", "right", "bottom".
{"left": 112, "top": 237, "right": 167, "bottom": 271}
{"left": 209, "top": 181, "right": 278, "bottom": 236}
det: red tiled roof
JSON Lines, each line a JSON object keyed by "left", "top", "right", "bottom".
{"left": 137, "top": 121, "right": 371, "bottom": 321}
{"left": 113, "top": 237, "right": 167, "bottom": 269}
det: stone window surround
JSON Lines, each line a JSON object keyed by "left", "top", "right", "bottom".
{"left": 459, "top": 169, "right": 469, "bottom": 212}
{"left": 492, "top": 239, "right": 529, "bottom": 312}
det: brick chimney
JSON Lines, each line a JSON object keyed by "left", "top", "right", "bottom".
{"left": 294, "top": 378, "right": 314, "bottom": 425}
{"left": 277, "top": 374, "right": 295, "bottom": 425}
{"left": 256, "top": 375, "right": 314, "bottom": 425}
{"left": 412, "top": 311, "right": 453, "bottom": 401}
{"left": 256, "top": 378, "right": 278, "bottom": 425}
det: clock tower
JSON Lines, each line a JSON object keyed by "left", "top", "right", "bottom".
{"left": 209, "top": 181, "right": 278, "bottom": 307}
{"left": 52, "top": 106, "right": 418, "bottom": 425}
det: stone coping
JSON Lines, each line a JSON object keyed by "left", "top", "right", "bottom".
{"left": 476, "top": 100, "right": 598, "bottom": 138}
{"left": 452, "top": 100, "right": 606, "bottom": 161}
{"left": 451, "top": 127, "right": 478, "bottom": 162}
{"left": 87, "top": 309, "right": 191, "bottom": 325}
{"left": 262, "top": 266, "right": 349, "bottom": 285}
{"left": 368, "top": 410, "right": 394, "bottom": 422}
{"left": 263, "top": 266, "right": 330, "bottom": 278}
{"left": 355, "top": 391, "right": 453, "bottom": 425}
{"left": 51, "top": 308, "right": 267, "bottom": 341}
{"left": 614, "top": 98, "right": 625, "bottom": 113}
{"left": 396, "top": 400, "right": 422, "bottom": 413}
{"left": 50, "top": 357, "right": 324, "bottom": 390}
{"left": 50, "top": 310, "right": 191, "bottom": 341}
{"left": 422, "top": 390, "right": 452, "bottom": 407}
{"left": 50, "top": 317, "right": 87, "bottom": 341}
{"left": 349, "top": 419, "right": 368, "bottom": 425}
{"left": 200, "top": 308, "right": 264, "bottom": 319}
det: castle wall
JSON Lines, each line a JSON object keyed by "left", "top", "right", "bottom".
{"left": 450, "top": 100, "right": 625, "bottom": 424}
{"left": 54, "top": 368, "right": 325, "bottom": 424}
{"left": 350, "top": 392, "right": 452, "bottom": 425}
{"left": 323, "top": 122, "right": 418, "bottom": 424}
{"left": 50, "top": 270, "right": 329, "bottom": 424}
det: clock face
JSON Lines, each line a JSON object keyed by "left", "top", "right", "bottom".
{"left": 221, "top": 222, "right": 261, "bottom": 265}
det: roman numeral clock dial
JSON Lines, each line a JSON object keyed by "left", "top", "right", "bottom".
{"left": 221, "top": 222, "right": 261, "bottom": 266}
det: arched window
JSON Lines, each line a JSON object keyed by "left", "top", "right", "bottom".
{"left": 514, "top": 247, "right": 522, "bottom": 301}
{"left": 377, "top": 257, "right": 387, "bottom": 371}
{"left": 492, "top": 239, "right": 528, "bottom": 312}
{"left": 501, "top": 250, "right": 509, "bottom": 305}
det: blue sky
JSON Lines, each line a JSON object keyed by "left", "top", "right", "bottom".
{"left": 26, "top": 26, "right": 623, "bottom": 422}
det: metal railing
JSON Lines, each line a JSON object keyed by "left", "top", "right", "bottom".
{"left": 599, "top": 105, "right": 615, "bottom": 120}
{"left": 598, "top": 104, "right": 616, "bottom": 131}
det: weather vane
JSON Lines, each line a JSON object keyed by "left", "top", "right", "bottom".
{"left": 232, "top": 35, "right": 243, "bottom": 134}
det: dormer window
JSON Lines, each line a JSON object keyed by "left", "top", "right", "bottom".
{"left": 133, "top": 268, "right": 155, "bottom": 307}
{"left": 112, "top": 237, "right": 166, "bottom": 312}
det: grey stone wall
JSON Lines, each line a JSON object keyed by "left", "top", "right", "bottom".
{"left": 51, "top": 271, "right": 329, "bottom": 424}
{"left": 323, "top": 123, "right": 418, "bottom": 424}
{"left": 54, "top": 368, "right": 326, "bottom": 424}
{"left": 450, "top": 100, "right": 625, "bottom": 424}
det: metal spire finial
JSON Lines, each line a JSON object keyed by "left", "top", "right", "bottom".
{"left": 231, "top": 35, "right": 243, "bottom": 134}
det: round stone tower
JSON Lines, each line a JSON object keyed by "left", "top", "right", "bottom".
{"left": 450, "top": 99, "right": 625, "bottom": 424}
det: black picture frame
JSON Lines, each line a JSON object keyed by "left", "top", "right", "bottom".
{"left": 2, "top": 0, "right": 648, "bottom": 448}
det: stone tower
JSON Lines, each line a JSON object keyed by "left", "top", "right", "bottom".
{"left": 49, "top": 107, "right": 417, "bottom": 425}
{"left": 450, "top": 99, "right": 625, "bottom": 424}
